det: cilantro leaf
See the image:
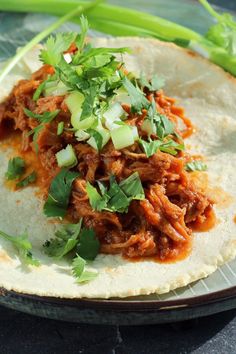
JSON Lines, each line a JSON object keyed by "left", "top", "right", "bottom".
{"left": 185, "top": 161, "right": 208, "bottom": 172}
{"left": 40, "top": 32, "right": 77, "bottom": 66}
{"left": 72, "top": 254, "right": 86, "bottom": 277}
{"left": 43, "top": 169, "right": 80, "bottom": 218}
{"left": 76, "top": 228, "right": 100, "bottom": 261}
{"left": 106, "top": 176, "right": 130, "bottom": 213}
{"left": 0, "top": 230, "right": 40, "bottom": 266}
{"left": 72, "top": 254, "right": 98, "bottom": 283}
{"left": 86, "top": 129, "right": 103, "bottom": 151}
{"left": 86, "top": 182, "right": 108, "bottom": 211}
{"left": 139, "top": 138, "right": 184, "bottom": 157}
{"left": 74, "top": 15, "right": 89, "bottom": 52}
{"left": 16, "top": 171, "right": 37, "bottom": 188}
{"left": 86, "top": 173, "right": 144, "bottom": 213}
{"left": 33, "top": 80, "right": 47, "bottom": 101}
{"left": 24, "top": 108, "right": 60, "bottom": 123}
{"left": 43, "top": 220, "right": 82, "bottom": 259}
{"left": 74, "top": 46, "right": 129, "bottom": 65}
{"left": 122, "top": 76, "right": 150, "bottom": 113}
{"left": 140, "top": 73, "right": 165, "bottom": 91}
{"left": 139, "top": 138, "right": 162, "bottom": 158}
{"left": 159, "top": 139, "right": 185, "bottom": 155}
{"left": 5, "top": 157, "right": 25, "bottom": 180}
{"left": 25, "top": 108, "right": 60, "bottom": 153}
{"left": 119, "top": 172, "right": 145, "bottom": 200}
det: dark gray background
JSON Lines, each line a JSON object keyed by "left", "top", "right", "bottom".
{"left": 1, "top": 1, "right": 236, "bottom": 353}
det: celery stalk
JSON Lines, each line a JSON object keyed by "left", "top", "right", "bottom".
{"left": 0, "top": 0, "right": 103, "bottom": 83}
{"left": 0, "top": 0, "right": 201, "bottom": 42}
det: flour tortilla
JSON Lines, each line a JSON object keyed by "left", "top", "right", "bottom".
{"left": 0, "top": 38, "right": 236, "bottom": 299}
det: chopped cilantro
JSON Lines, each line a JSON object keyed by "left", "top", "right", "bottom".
{"left": 159, "top": 139, "right": 185, "bottom": 155}
{"left": 86, "top": 172, "right": 145, "bottom": 213}
{"left": 16, "top": 171, "right": 37, "bottom": 188}
{"left": 24, "top": 108, "right": 60, "bottom": 152}
{"left": 185, "top": 161, "right": 208, "bottom": 172}
{"left": 140, "top": 73, "right": 165, "bottom": 91}
{"left": 0, "top": 230, "right": 40, "bottom": 266}
{"left": 43, "top": 220, "right": 82, "bottom": 259}
{"left": 5, "top": 157, "right": 25, "bottom": 180}
{"left": 72, "top": 254, "right": 98, "bottom": 284}
{"left": 33, "top": 80, "right": 47, "bottom": 101}
{"left": 146, "top": 100, "right": 175, "bottom": 139}
{"left": 86, "top": 128, "right": 103, "bottom": 151}
{"left": 76, "top": 228, "right": 100, "bottom": 261}
{"left": 139, "top": 138, "right": 162, "bottom": 158}
{"left": 24, "top": 108, "right": 60, "bottom": 123}
{"left": 139, "top": 138, "right": 184, "bottom": 157}
{"left": 43, "top": 169, "right": 80, "bottom": 218}
{"left": 122, "top": 76, "right": 150, "bottom": 113}
{"left": 40, "top": 32, "right": 77, "bottom": 66}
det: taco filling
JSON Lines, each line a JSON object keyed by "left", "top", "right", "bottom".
{"left": 0, "top": 30, "right": 214, "bottom": 265}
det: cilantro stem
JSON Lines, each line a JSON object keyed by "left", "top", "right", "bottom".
{"left": 0, "top": 0, "right": 103, "bottom": 84}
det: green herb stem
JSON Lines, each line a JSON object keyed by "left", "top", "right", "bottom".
{"left": 0, "top": 0, "right": 103, "bottom": 83}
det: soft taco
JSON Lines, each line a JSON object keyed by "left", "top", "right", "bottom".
{"left": 0, "top": 34, "right": 235, "bottom": 299}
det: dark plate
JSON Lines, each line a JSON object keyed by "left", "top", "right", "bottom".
{"left": 0, "top": 0, "right": 236, "bottom": 325}
{"left": 1, "top": 286, "right": 236, "bottom": 325}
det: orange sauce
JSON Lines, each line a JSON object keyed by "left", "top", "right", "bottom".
{"left": 190, "top": 207, "right": 217, "bottom": 232}
{"left": 234, "top": 216, "right": 236, "bottom": 224}
{"left": 0, "top": 129, "right": 49, "bottom": 195}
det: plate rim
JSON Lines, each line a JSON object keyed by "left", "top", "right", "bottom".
{"left": 1, "top": 285, "right": 236, "bottom": 311}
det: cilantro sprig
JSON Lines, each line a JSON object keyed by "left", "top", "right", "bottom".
{"left": 43, "top": 220, "right": 82, "bottom": 259}
{"left": 43, "top": 220, "right": 100, "bottom": 283}
{"left": 86, "top": 172, "right": 145, "bottom": 213}
{"left": 185, "top": 160, "right": 208, "bottom": 172}
{"left": 43, "top": 168, "right": 80, "bottom": 218}
{"left": 24, "top": 108, "right": 60, "bottom": 152}
{"left": 5, "top": 157, "right": 25, "bottom": 180}
{"left": 0, "top": 230, "right": 40, "bottom": 266}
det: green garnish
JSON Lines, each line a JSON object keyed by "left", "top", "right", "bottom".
{"left": 0, "top": 1, "right": 104, "bottom": 84}
{"left": 57, "top": 121, "right": 64, "bottom": 135}
{"left": 185, "top": 160, "right": 208, "bottom": 172}
{"left": 139, "top": 139, "right": 162, "bottom": 158}
{"left": 24, "top": 108, "right": 60, "bottom": 152}
{"left": 122, "top": 76, "right": 149, "bottom": 113}
{"left": 139, "top": 138, "right": 185, "bottom": 157}
{"left": 86, "top": 129, "right": 103, "bottom": 151}
{"left": 86, "top": 172, "right": 145, "bottom": 213}
{"left": 40, "top": 32, "right": 77, "bottom": 66}
{"left": 43, "top": 168, "right": 80, "bottom": 218}
{"left": 5, "top": 157, "right": 25, "bottom": 180}
{"left": 43, "top": 220, "right": 82, "bottom": 259}
{"left": 72, "top": 255, "right": 98, "bottom": 284}
{"left": 0, "top": 230, "right": 40, "bottom": 266}
{"left": 200, "top": 0, "right": 236, "bottom": 56}
{"left": 16, "top": 171, "right": 37, "bottom": 188}
{"left": 33, "top": 81, "right": 47, "bottom": 101}
{"left": 43, "top": 220, "right": 99, "bottom": 283}
{"left": 139, "top": 73, "right": 165, "bottom": 92}
{"left": 76, "top": 228, "right": 100, "bottom": 261}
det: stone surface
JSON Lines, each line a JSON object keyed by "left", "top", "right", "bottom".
{"left": 0, "top": 306, "right": 236, "bottom": 354}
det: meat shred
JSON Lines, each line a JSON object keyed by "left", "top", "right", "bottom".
{"left": 0, "top": 65, "right": 213, "bottom": 262}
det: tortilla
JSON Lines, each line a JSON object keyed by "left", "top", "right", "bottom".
{"left": 0, "top": 37, "right": 236, "bottom": 299}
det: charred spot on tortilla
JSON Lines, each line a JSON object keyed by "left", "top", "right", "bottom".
{"left": 0, "top": 36, "right": 235, "bottom": 298}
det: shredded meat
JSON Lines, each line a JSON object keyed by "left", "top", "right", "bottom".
{"left": 0, "top": 65, "right": 213, "bottom": 262}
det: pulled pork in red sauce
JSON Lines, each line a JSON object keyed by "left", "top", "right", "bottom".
{"left": 0, "top": 64, "right": 214, "bottom": 262}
